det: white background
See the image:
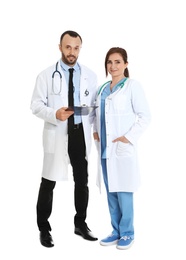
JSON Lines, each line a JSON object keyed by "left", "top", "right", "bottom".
{"left": 0, "top": 0, "right": 186, "bottom": 259}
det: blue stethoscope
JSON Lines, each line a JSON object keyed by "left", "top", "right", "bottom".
{"left": 52, "top": 61, "right": 89, "bottom": 96}
{"left": 97, "top": 78, "right": 128, "bottom": 96}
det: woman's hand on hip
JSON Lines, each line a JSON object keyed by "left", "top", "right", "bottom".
{"left": 112, "top": 136, "right": 130, "bottom": 143}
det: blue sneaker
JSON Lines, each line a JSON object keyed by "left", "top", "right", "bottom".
{"left": 100, "top": 233, "right": 119, "bottom": 246}
{"left": 116, "top": 236, "right": 134, "bottom": 250}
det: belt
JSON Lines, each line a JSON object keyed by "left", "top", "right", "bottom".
{"left": 73, "top": 123, "right": 82, "bottom": 129}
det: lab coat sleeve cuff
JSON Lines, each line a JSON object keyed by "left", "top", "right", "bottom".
{"left": 92, "top": 118, "right": 97, "bottom": 133}
{"left": 50, "top": 109, "right": 59, "bottom": 125}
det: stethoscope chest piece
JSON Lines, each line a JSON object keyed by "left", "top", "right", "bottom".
{"left": 84, "top": 89, "right": 89, "bottom": 96}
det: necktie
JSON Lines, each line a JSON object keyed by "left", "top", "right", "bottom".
{"left": 68, "top": 68, "right": 74, "bottom": 134}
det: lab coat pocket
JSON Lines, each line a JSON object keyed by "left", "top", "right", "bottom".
{"left": 116, "top": 141, "right": 134, "bottom": 157}
{"left": 43, "top": 129, "right": 55, "bottom": 153}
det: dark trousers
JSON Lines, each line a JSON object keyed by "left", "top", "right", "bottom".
{"left": 36, "top": 124, "right": 89, "bottom": 231}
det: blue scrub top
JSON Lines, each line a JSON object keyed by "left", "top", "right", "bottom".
{"left": 100, "top": 78, "right": 126, "bottom": 158}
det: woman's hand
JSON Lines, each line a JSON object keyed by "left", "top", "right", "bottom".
{"left": 93, "top": 132, "right": 100, "bottom": 141}
{"left": 112, "top": 136, "right": 130, "bottom": 143}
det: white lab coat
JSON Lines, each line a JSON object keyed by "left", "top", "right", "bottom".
{"left": 30, "top": 60, "right": 98, "bottom": 181}
{"left": 94, "top": 78, "right": 151, "bottom": 192}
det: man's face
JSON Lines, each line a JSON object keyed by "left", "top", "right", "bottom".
{"left": 59, "top": 34, "right": 82, "bottom": 66}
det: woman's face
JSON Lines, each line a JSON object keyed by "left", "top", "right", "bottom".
{"left": 106, "top": 53, "right": 128, "bottom": 78}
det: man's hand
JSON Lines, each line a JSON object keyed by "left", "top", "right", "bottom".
{"left": 56, "top": 107, "right": 74, "bottom": 121}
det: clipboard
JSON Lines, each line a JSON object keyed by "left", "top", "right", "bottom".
{"left": 66, "top": 105, "right": 98, "bottom": 115}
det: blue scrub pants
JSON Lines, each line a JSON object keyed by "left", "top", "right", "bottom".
{"left": 101, "top": 159, "right": 134, "bottom": 238}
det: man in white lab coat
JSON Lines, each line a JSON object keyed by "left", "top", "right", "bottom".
{"left": 30, "top": 30, "right": 98, "bottom": 247}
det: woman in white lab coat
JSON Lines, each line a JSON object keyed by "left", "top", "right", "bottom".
{"left": 93, "top": 47, "right": 151, "bottom": 250}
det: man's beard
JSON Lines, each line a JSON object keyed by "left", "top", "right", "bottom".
{"left": 62, "top": 54, "right": 77, "bottom": 66}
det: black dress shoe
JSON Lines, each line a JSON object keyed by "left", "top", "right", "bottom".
{"left": 74, "top": 225, "right": 98, "bottom": 241}
{"left": 40, "top": 230, "right": 54, "bottom": 248}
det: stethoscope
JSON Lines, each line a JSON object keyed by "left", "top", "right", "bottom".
{"left": 52, "top": 61, "right": 89, "bottom": 96}
{"left": 97, "top": 78, "right": 128, "bottom": 96}
{"left": 51, "top": 62, "right": 62, "bottom": 95}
